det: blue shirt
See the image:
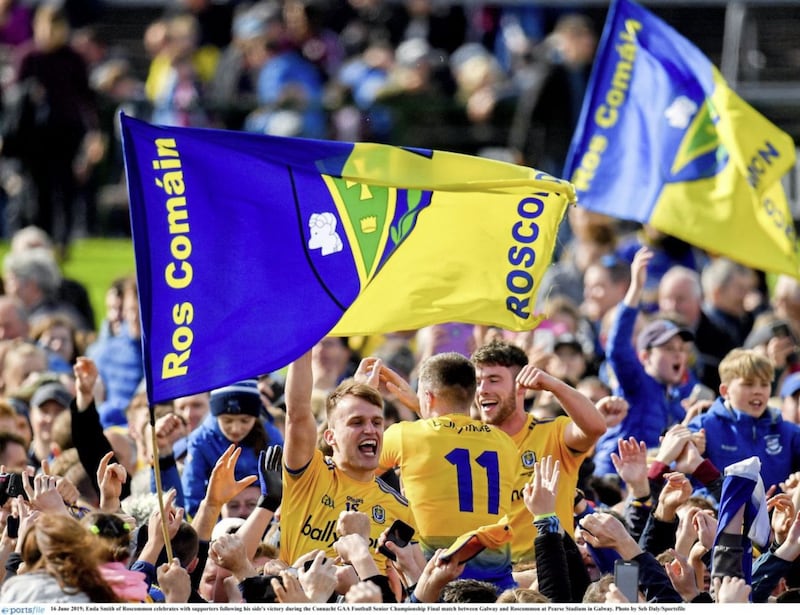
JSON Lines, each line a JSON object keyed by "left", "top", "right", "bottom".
{"left": 87, "top": 322, "right": 144, "bottom": 428}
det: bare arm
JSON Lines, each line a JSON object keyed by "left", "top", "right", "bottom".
{"left": 284, "top": 351, "right": 318, "bottom": 471}
{"left": 516, "top": 366, "right": 606, "bottom": 452}
{"left": 237, "top": 445, "right": 283, "bottom": 560}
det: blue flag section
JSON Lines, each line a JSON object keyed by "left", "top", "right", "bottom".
{"left": 564, "top": 0, "right": 798, "bottom": 277}
{"left": 121, "top": 115, "right": 574, "bottom": 403}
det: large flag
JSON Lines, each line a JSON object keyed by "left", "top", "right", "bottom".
{"left": 564, "top": 0, "right": 798, "bottom": 276}
{"left": 121, "top": 115, "right": 573, "bottom": 403}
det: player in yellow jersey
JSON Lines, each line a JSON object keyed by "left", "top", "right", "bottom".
{"left": 471, "top": 341, "right": 607, "bottom": 564}
{"left": 281, "top": 351, "right": 414, "bottom": 571}
{"left": 376, "top": 352, "right": 520, "bottom": 590}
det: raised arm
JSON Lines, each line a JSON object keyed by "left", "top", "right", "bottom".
{"left": 236, "top": 445, "right": 283, "bottom": 561}
{"left": 623, "top": 247, "right": 653, "bottom": 308}
{"left": 71, "top": 356, "right": 130, "bottom": 499}
{"left": 516, "top": 366, "right": 606, "bottom": 452}
{"left": 284, "top": 351, "right": 318, "bottom": 471}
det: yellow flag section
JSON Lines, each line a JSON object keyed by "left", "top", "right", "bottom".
{"left": 652, "top": 68, "right": 798, "bottom": 276}
{"left": 330, "top": 143, "right": 575, "bottom": 334}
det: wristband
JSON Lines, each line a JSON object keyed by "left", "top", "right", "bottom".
{"left": 630, "top": 494, "right": 652, "bottom": 508}
{"left": 533, "top": 512, "right": 557, "bottom": 521}
{"left": 257, "top": 493, "right": 281, "bottom": 512}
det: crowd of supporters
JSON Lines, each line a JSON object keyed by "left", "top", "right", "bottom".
{"left": 0, "top": 0, "right": 799, "bottom": 606}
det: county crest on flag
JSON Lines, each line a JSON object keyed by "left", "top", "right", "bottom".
{"left": 121, "top": 115, "right": 574, "bottom": 403}
{"left": 564, "top": 0, "right": 798, "bottom": 277}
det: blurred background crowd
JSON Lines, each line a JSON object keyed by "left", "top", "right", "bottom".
{"left": 0, "top": 0, "right": 748, "bottom": 251}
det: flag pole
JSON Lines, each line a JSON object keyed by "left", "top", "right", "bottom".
{"left": 150, "top": 405, "right": 174, "bottom": 562}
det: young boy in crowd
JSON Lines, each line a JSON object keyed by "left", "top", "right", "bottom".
{"left": 593, "top": 247, "right": 695, "bottom": 476}
{"left": 687, "top": 347, "right": 800, "bottom": 490}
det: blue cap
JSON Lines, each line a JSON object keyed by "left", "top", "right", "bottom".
{"left": 780, "top": 372, "right": 800, "bottom": 399}
{"left": 210, "top": 380, "right": 262, "bottom": 417}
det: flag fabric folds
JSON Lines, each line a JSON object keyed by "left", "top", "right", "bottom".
{"left": 121, "top": 115, "right": 573, "bottom": 403}
{"left": 564, "top": 0, "right": 798, "bottom": 277}
{"left": 712, "top": 457, "right": 770, "bottom": 586}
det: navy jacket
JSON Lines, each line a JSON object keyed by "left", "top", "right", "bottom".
{"left": 687, "top": 398, "right": 800, "bottom": 489}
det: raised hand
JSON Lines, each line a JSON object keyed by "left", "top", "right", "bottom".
{"left": 298, "top": 550, "right": 337, "bottom": 603}
{"left": 522, "top": 455, "right": 560, "bottom": 518}
{"left": 210, "top": 533, "right": 251, "bottom": 574}
{"left": 610, "top": 437, "right": 649, "bottom": 498}
{"left": 664, "top": 549, "right": 700, "bottom": 602}
{"left": 595, "top": 396, "right": 629, "bottom": 429}
{"left": 767, "top": 493, "right": 795, "bottom": 546}
{"left": 336, "top": 510, "right": 371, "bottom": 540}
{"left": 655, "top": 472, "right": 692, "bottom": 522}
{"left": 655, "top": 424, "right": 692, "bottom": 466}
{"left": 158, "top": 558, "right": 191, "bottom": 603}
{"left": 675, "top": 439, "right": 704, "bottom": 475}
{"left": 353, "top": 357, "right": 382, "bottom": 390}
{"left": 257, "top": 444, "right": 283, "bottom": 512}
{"left": 154, "top": 413, "right": 186, "bottom": 456}
{"left": 713, "top": 576, "right": 751, "bottom": 603}
{"left": 206, "top": 444, "right": 258, "bottom": 509}
{"left": 576, "top": 512, "right": 642, "bottom": 560}
{"left": 412, "top": 548, "right": 466, "bottom": 603}
{"left": 377, "top": 526, "right": 426, "bottom": 587}
{"left": 24, "top": 472, "right": 67, "bottom": 515}
{"left": 96, "top": 450, "right": 127, "bottom": 512}
{"left": 73, "top": 356, "right": 99, "bottom": 410}
{"left": 273, "top": 571, "right": 310, "bottom": 603}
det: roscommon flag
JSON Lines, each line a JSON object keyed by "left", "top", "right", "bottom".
{"left": 564, "top": 0, "right": 798, "bottom": 276}
{"left": 121, "top": 115, "right": 573, "bottom": 403}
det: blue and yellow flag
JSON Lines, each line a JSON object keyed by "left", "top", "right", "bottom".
{"left": 121, "top": 115, "right": 573, "bottom": 402}
{"left": 564, "top": 0, "right": 798, "bottom": 276}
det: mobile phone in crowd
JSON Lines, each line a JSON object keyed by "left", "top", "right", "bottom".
{"left": 614, "top": 559, "right": 640, "bottom": 603}
{"left": 378, "top": 519, "right": 415, "bottom": 561}
{"left": 5, "top": 515, "right": 19, "bottom": 539}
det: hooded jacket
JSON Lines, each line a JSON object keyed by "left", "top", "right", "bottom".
{"left": 687, "top": 397, "right": 800, "bottom": 489}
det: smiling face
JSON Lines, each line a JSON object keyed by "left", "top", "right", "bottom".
{"left": 721, "top": 376, "right": 771, "bottom": 418}
{"left": 641, "top": 335, "right": 689, "bottom": 386}
{"left": 324, "top": 394, "right": 384, "bottom": 481}
{"left": 474, "top": 363, "right": 518, "bottom": 427}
